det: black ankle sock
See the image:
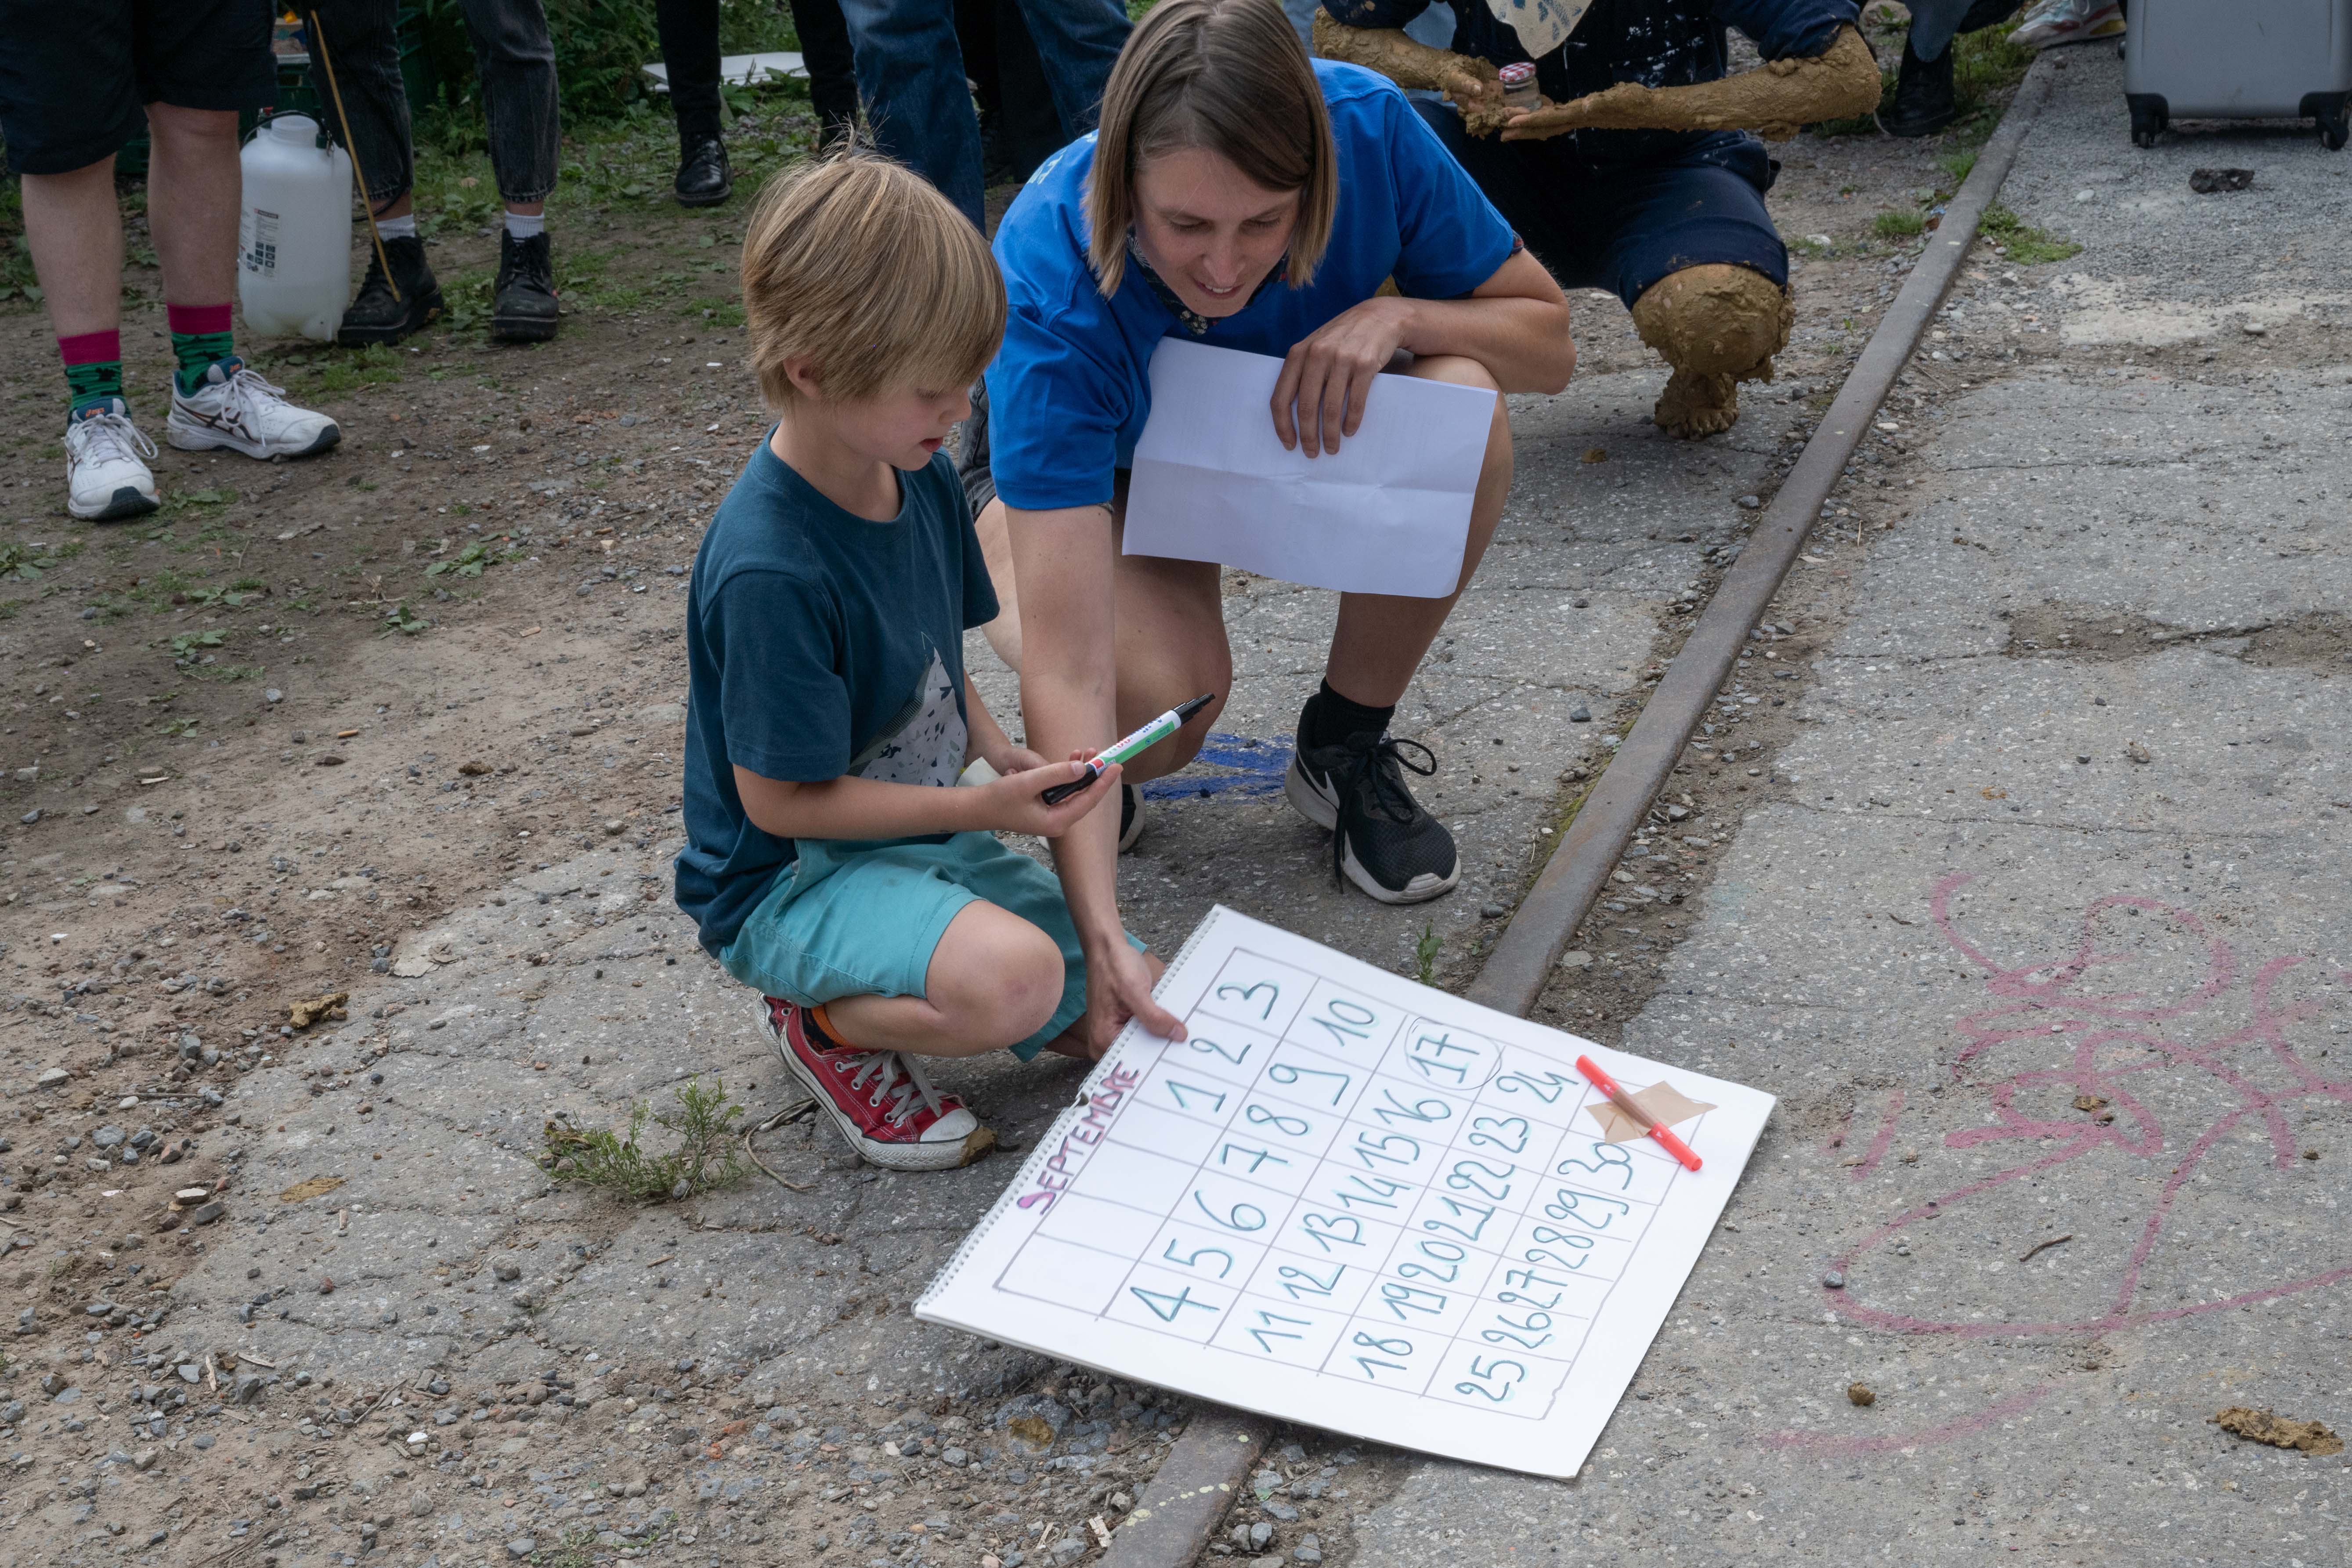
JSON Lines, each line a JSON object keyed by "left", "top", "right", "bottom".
{"left": 1307, "top": 679, "right": 1395, "bottom": 749}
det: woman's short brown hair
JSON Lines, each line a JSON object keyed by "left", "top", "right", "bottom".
{"left": 741, "top": 149, "right": 1006, "bottom": 408}
{"left": 1086, "top": 0, "right": 1337, "bottom": 297}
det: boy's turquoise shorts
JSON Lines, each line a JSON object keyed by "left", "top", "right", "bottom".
{"left": 717, "top": 832, "right": 1138, "bottom": 1062}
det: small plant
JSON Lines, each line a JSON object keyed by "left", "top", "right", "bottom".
{"left": 315, "top": 345, "right": 405, "bottom": 395}
{"left": 164, "top": 486, "right": 235, "bottom": 513}
{"left": 1980, "top": 205, "right": 2082, "bottom": 264}
{"left": 531, "top": 1527, "right": 602, "bottom": 1568}
{"left": 426, "top": 541, "right": 507, "bottom": 579}
{"left": 0, "top": 542, "right": 61, "bottom": 582}
{"left": 1937, "top": 148, "right": 1978, "bottom": 185}
{"left": 381, "top": 601, "right": 434, "bottom": 636}
{"left": 1873, "top": 209, "right": 1926, "bottom": 240}
{"left": 168, "top": 629, "right": 227, "bottom": 661}
{"left": 1415, "top": 923, "right": 1443, "bottom": 987}
{"left": 541, "top": 1075, "right": 751, "bottom": 1202}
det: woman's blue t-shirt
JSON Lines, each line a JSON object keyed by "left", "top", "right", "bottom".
{"left": 984, "top": 58, "right": 1518, "bottom": 514}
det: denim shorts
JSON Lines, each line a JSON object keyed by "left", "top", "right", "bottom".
{"left": 0, "top": 0, "right": 276, "bottom": 176}
{"left": 718, "top": 832, "right": 1137, "bottom": 1062}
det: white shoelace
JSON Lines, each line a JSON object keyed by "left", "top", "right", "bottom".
{"left": 835, "top": 1048, "right": 948, "bottom": 1129}
{"left": 68, "top": 409, "right": 157, "bottom": 467}
{"left": 213, "top": 364, "right": 294, "bottom": 420}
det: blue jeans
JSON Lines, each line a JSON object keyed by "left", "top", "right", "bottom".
{"left": 838, "top": 0, "right": 1129, "bottom": 226}
{"left": 1904, "top": 0, "right": 2021, "bottom": 61}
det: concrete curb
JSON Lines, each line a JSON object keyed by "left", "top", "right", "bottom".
{"left": 1467, "top": 52, "right": 2060, "bottom": 1015}
{"left": 1097, "top": 1407, "right": 1270, "bottom": 1568}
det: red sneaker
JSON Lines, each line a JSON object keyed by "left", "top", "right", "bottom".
{"left": 757, "top": 997, "right": 996, "bottom": 1171}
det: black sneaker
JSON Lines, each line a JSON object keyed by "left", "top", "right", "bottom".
{"left": 674, "top": 136, "right": 732, "bottom": 207}
{"left": 1877, "top": 36, "right": 1958, "bottom": 138}
{"left": 336, "top": 234, "right": 443, "bottom": 347}
{"left": 1284, "top": 700, "right": 1460, "bottom": 904}
{"left": 1119, "top": 783, "right": 1145, "bottom": 853}
{"left": 491, "top": 230, "right": 560, "bottom": 343}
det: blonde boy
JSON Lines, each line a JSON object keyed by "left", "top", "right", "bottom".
{"left": 675, "top": 154, "right": 1149, "bottom": 1172}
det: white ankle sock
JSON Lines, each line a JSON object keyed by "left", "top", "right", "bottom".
{"left": 504, "top": 210, "right": 546, "bottom": 240}
{"left": 374, "top": 213, "right": 417, "bottom": 241}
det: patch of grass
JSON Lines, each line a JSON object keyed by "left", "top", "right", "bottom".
{"left": 1980, "top": 204, "right": 2082, "bottom": 264}
{"left": 684, "top": 295, "right": 745, "bottom": 327}
{"left": 1873, "top": 209, "right": 1927, "bottom": 239}
{"left": 316, "top": 345, "right": 405, "bottom": 396}
{"left": 1937, "top": 148, "right": 1978, "bottom": 185}
{"left": 541, "top": 1076, "right": 751, "bottom": 1202}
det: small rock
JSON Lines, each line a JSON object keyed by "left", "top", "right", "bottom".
{"left": 1568, "top": 707, "right": 1592, "bottom": 723}
{"left": 1479, "top": 902, "right": 1506, "bottom": 919}
{"left": 1556, "top": 950, "right": 1593, "bottom": 970}
{"left": 1847, "top": 1383, "right": 1875, "bottom": 1406}
{"left": 507, "top": 1537, "right": 537, "bottom": 1559}
{"left": 37, "top": 1068, "right": 70, "bottom": 1089}
{"left": 133, "top": 1448, "right": 158, "bottom": 1471}
{"left": 2124, "top": 741, "right": 2153, "bottom": 765}
{"left": 1295, "top": 1535, "right": 1325, "bottom": 1564}
{"left": 190, "top": 1432, "right": 214, "bottom": 1450}
{"left": 1248, "top": 1521, "right": 1274, "bottom": 1550}
{"left": 493, "top": 1260, "right": 522, "bottom": 1283}
{"left": 188, "top": 1201, "right": 224, "bottom": 1227}
{"left": 1735, "top": 494, "right": 1762, "bottom": 509}
{"left": 93, "top": 1126, "right": 126, "bottom": 1149}
{"left": 1822, "top": 1270, "right": 1846, "bottom": 1289}
{"left": 264, "top": 688, "right": 283, "bottom": 703}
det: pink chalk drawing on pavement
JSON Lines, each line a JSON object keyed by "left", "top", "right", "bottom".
{"left": 1828, "top": 873, "right": 2352, "bottom": 1339}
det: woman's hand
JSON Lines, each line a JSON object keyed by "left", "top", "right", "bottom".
{"left": 1080, "top": 937, "right": 1184, "bottom": 1051}
{"left": 1271, "top": 296, "right": 1416, "bottom": 457}
{"left": 979, "top": 752, "right": 1120, "bottom": 839}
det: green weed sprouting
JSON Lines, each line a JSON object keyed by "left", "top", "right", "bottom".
{"left": 541, "top": 1075, "right": 751, "bottom": 1202}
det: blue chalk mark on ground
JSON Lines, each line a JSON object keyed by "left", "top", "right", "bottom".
{"left": 1140, "top": 732, "right": 1293, "bottom": 800}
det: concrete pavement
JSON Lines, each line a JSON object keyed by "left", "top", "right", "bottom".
{"left": 1348, "top": 45, "right": 2352, "bottom": 1567}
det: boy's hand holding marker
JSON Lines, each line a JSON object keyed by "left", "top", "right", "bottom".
{"left": 980, "top": 751, "right": 1124, "bottom": 838}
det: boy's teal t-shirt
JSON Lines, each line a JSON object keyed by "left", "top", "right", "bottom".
{"left": 675, "top": 441, "right": 999, "bottom": 956}
{"left": 983, "top": 58, "right": 1519, "bottom": 514}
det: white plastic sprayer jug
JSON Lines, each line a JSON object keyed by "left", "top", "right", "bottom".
{"left": 237, "top": 114, "right": 352, "bottom": 343}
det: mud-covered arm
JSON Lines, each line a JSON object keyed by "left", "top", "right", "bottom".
{"left": 1312, "top": 11, "right": 1513, "bottom": 137}
{"left": 1501, "top": 22, "right": 1881, "bottom": 143}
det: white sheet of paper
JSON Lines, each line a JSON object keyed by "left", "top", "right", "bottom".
{"left": 915, "top": 906, "right": 1775, "bottom": 1479}
{"left": 1121, "top": 338, "right": 1497, "bottom": 599}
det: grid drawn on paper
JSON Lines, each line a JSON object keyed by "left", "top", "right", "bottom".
{"left": 993, "top": 947, "right": 1701, "bottom": 1420}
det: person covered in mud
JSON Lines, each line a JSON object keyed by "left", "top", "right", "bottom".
{"left": 1315, "top": 0, "right": 1880, "bottom": 437}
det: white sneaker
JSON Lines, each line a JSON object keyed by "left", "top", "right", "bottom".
{"left": 166, "top": 358, "right": 340, "bottom": 459}
{"left": 63, "top": 399, "right": 160, "bottom": 522}
{"left": 2009, "top": 0, "right": 2123, "bottom": 48}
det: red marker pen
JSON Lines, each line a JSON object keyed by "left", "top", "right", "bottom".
{"left": 1575, "top": 1054, "right": 1702, "bottom": 1172}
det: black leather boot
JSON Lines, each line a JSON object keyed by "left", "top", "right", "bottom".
{"left": 491, "top": 230, "right": 560, "bottom": 343}
{"left": 336, "top": 234, "right": 443, "bottom": 347}
{"left": 1877, "top": 36, "right": 1958, "bottom": 137}
{"left": 674, "top": 136, "right": 733, "bottom": 207}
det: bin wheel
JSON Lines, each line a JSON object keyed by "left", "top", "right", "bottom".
{"left": 2322, "top": 113, "right": 2350, "bottom": 152}
{"left": 2128, "top": 96, "right": 2167, "bottom": 149}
